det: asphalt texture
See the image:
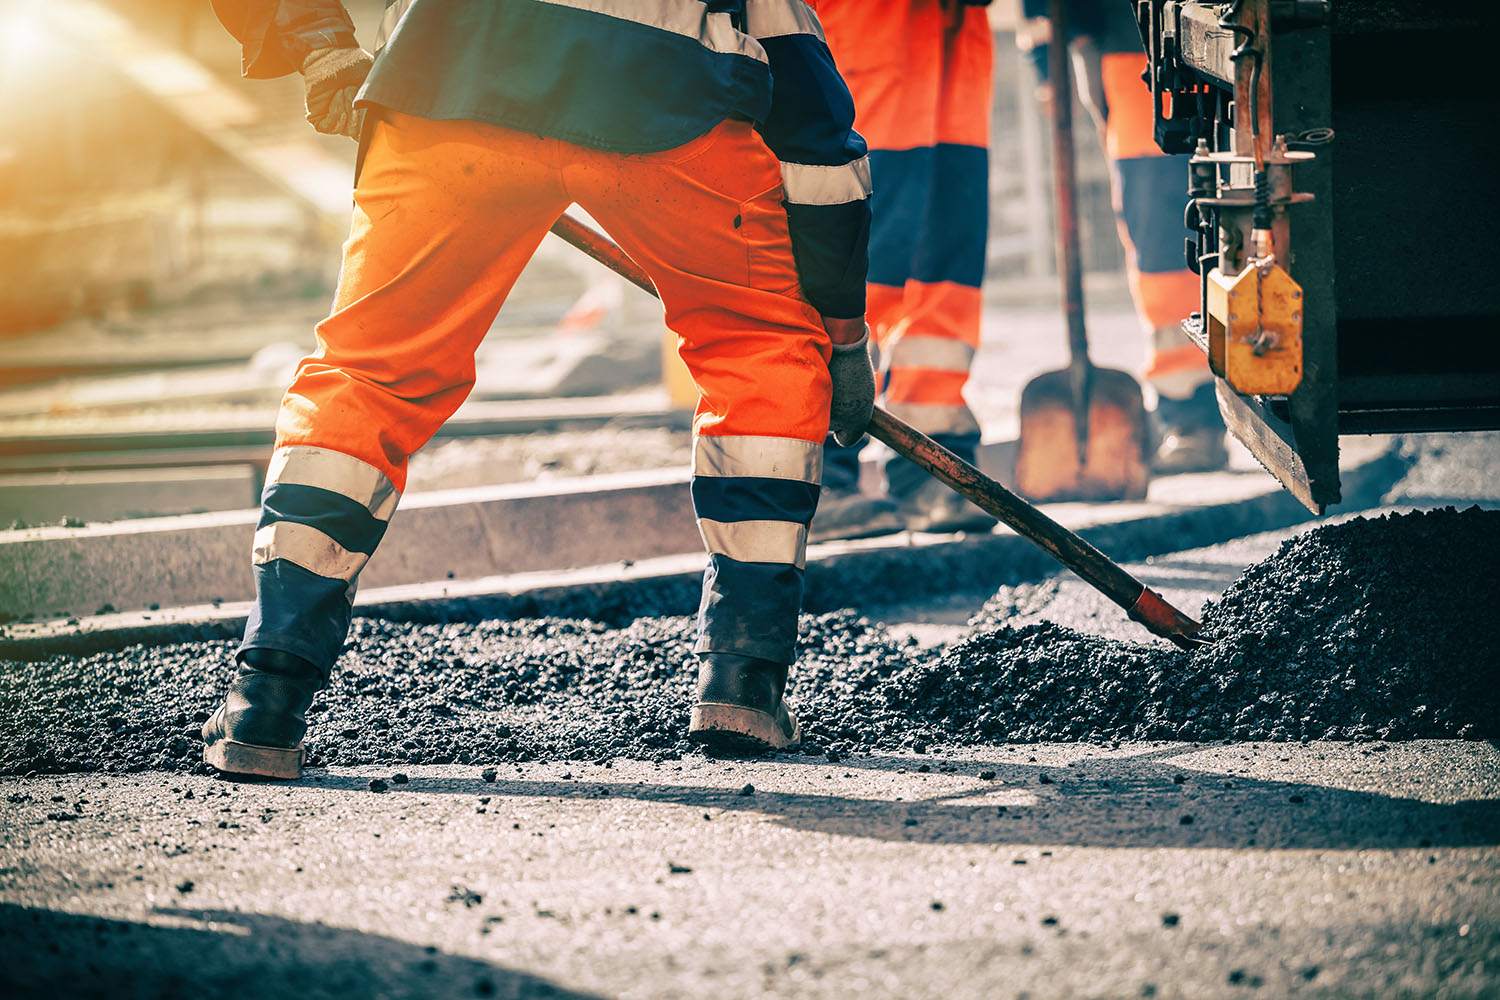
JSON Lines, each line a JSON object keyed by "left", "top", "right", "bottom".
{"left": 3, "top": 492, "right": 1499, "bottom": 997}
{"left": 2, "top": 506, "right": 1496, "bottom": 777}
{"left": 1383, "top": 431, "right": 1500, "bottom": 506}
{"left": 3, "top": 745, "right": 1497, "bottom": 999}
{"left": 945, "top": 505, "right": 1500, "bottom": 742}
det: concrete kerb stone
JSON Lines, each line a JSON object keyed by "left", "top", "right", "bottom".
{"left": 0, "top": 468, "right": 701, "bottom": 624}
{"left": 0, "top": 440, "right": 1405, "bottom": 661}
{"left": 0, "top": 436, "right": 1024, "bottom": 623}
{"left": 0, "top": 466, "right": 263, "bottom": 525}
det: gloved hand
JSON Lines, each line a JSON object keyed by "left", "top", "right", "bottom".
{"left": 300, "top": 46, "right": 374, "bottom": 139}
{"left": 826, "top": 323, "right": 877, "bottom": 448}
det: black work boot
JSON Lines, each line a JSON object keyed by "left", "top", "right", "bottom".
{"left": 689, "top": 653, "right": 801, "bottom": 753}
{"left": 1152, "top": 383, "right": 1229, "bottom": 474}
{"left": 201, "top": 648, "right": 323, "bottom": 780}
{"left": 808, "top": 485, "right": 905, "bottom": 543}
{"left": 809, "top": 435, "right": 905, "bottom": 543}
{"left": 887, "top": 435, "right": 997, "bottom": 534}
{"left": 896, "top": 478, "right": 998, "bottom": 534}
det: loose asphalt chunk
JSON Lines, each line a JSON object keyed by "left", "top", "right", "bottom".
{"left": 0, "top": 506, "right": 1495, "bottom": 775}
{"left": 944, "top": 504, "right": 1500, "bottom": 742}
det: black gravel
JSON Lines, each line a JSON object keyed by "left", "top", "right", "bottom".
{"left": 1, "top": 507, "right": 1495, "bottom": 774}
{"left": 941, "top": 505, "right": 1500, "bottom": 742}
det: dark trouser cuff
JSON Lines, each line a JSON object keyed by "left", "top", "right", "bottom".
{"left": 239, "top": 560, "right": 353, "bottom": 680}
{"left": 821, "top": 433, "right": 864, "bottom": 492}
{"left": 693, "top": 555, "right": 802, "bottom": 665}
{"left": 1155, "top": 382, "right": 1223, "bottom": 430}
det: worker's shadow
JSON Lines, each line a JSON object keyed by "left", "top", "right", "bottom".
{"left": 306, "top": 744, "right": 1500, "bottom": 851}
{"left": 0, "top": 902, "right": 602, "bottom": 1000}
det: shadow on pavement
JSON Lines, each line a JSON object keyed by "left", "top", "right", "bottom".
{"left": 300, "top": 748, "right": 1500, "bottom": 851}
{"left": 0, "top": 903, "right": 600, "bottom": 1000}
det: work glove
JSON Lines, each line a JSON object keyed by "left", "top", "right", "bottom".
{"left": 827, "top": 325, "right": 877, "bottom": 448}
{"left": 300, "top": 46, "right": 373, "bottom": 139}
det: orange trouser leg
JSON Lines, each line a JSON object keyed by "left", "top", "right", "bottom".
{"left": 819, "top": 0, "right": 944, "bottom": 154}
{"left": 1100, "top": 52, "right": 1211, "bottom": 400}
{"left": 885, "top": 5, "right": 989, "bottom": 436}
{"left": 566, "top": 121, "right": 831, "bottom": 445}
{"left": 566, "top": 120, "right": 831, "bottom": 662}
{"left": 277, "top": 112, "right": 570, "bottom": 489}
{"left": 822, "top": 0, "right": 989, "bottom": 479}
{"left": 244, "top": 111, "right": 572, "bottom": 669}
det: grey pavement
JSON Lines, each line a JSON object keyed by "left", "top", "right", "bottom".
{"left": 2, "top": 744, "right": 1496, "bottom": 999}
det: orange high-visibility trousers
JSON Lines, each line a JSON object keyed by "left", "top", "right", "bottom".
{"left": 1023, "top": 0, "right": 1211, "bottom": 404}
{"left": 1099, "top": 51, "right": 1212, "bottom": 401}
{"left": 817, "top": 0, "right": 992, "bottom": 494}
{"left": 243, "top": 111, "right": 832, "bottom": 670}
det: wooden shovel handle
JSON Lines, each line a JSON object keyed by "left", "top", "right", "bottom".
{"left": 547, "top": 215, "right": 1206, "bottom": 650}
{"left": 1048, "top": 0, "right": 1090, "bottom": 370}
{"left": 867, "top": 410, "right": 1203, "bottom": 649}
{"left": 552, "top": 214, "right": 656, "bottom": 295}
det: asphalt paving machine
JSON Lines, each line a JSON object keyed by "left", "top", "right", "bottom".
{"left": 1134, "top": 0, "right": 1500, "bottom": 512}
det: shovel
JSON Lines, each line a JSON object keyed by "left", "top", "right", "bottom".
{"left": 1012, "top": 0, "right": 1150, "bottom": 502}
{"left": 546, "top": 215, "right": 1205, "bottom": 650}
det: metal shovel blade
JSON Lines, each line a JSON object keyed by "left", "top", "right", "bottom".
{"left": 1014, "top": 365, "right": 1151, "bottom": 502}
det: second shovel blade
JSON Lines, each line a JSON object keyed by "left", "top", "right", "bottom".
{"left": 1013, "top": 366, "right": 1151, "bottom": 502}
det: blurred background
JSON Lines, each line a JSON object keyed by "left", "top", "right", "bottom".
{"left": 0, "top": 0, "right": 1140, "bottom": 526}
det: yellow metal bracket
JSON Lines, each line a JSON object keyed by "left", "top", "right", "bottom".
{"left": 1204, "top": 262, "right": 1304, "bottom": 395}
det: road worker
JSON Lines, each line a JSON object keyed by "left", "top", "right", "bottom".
{"left": 1019, "top": 0, "right": 1228, "bottom": 472}
{"left": 201, "top": 0, "right": 875, "bottom": 777}
{"left": 810, "top": 0, "right": 1000, "bottom": 541}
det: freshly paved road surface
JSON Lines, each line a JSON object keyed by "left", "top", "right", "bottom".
{"left": 4, "top": 518, "right": 1499, "bottom": 998}
{"left": 3, "top": 743, "right": 1496, "bottom": 999}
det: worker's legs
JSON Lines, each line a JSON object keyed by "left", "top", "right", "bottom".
{"left": 1099, "top": 51, "right": 1225, "bottom": 471}
{"left": 207, "top": 111, "right": 572, "bottom": 776}
{"left": 875, "top": 5, "right": 993, "bottom": 528}
{"left": 565, "top": 120, "right": 831, "bottom": 668}
{"left": 242, "top": 111, "right": 571, "bottom": 673}
{"left": 812, "top": 0, "right": 933, "bottom": 534}
{"left": 818, "top": 0, "right": 992, "bottom": 533}
{"left": 882, "top": 6, "right": 991, "bottom": 510}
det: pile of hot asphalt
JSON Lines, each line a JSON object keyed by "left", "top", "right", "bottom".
{"left": 2, "top": 506, "right": 1495, "bottom": 774}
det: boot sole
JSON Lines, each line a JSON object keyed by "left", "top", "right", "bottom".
{"left": 204, "top": 738, "right": 303, "bottom": 780}
{"left": 689, "top": 703, "right": 801, "bottom": 753}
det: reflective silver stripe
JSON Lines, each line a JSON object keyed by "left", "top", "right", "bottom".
{"left": 266, "top": 446, "right": 399, "bottom": 521}
{"left": 693, "top": 435, "right": 823, "bottom": 483}
{"left": 374, "top": 0, "right": 414, "bottom": 52}
{"left": 885, "top": 402, "right": 982, "bottom": 438}
{"left": 744, "top": 0, "right": 824, "bottom": 41}
{"left": 532, "top": 0, "right": 768, "bottom": 63}
{"left": 887, "top": 335, "right": 976, "bottom": 374}
{"left": 252, "top": 523, "right": 371, "bottom": 583}
{"left": 699, "top": 518, "right": 808, "bottom": 569}
{"left": 780, "top": 156, "right": 872, "bottom": 206}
